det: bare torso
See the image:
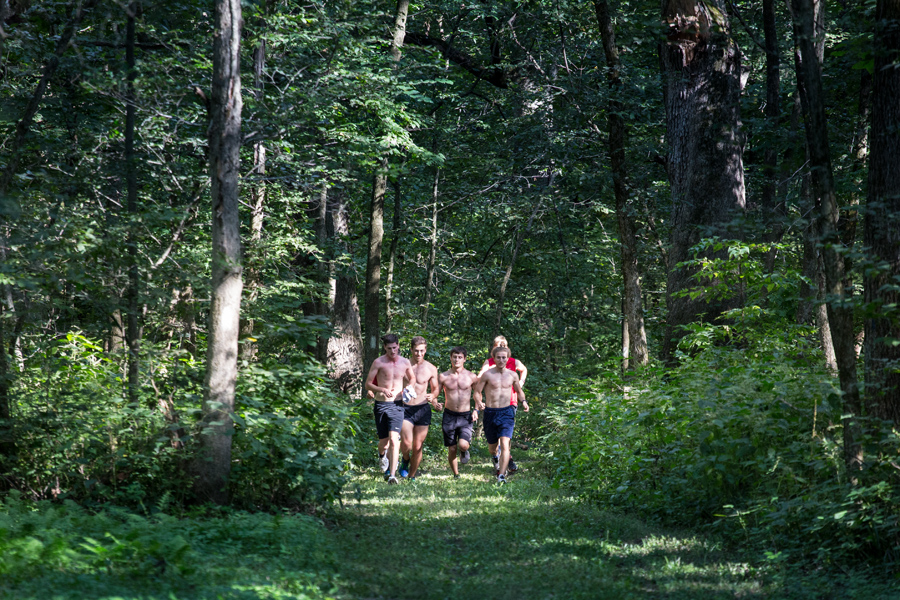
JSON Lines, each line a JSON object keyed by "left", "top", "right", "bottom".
{"left": 370, "top": 355, "right": 413, "bottom": 402}
{"left": 479, "top": 367, "right": 519, "bottom": 409}
{"left": 439, "top": 368, "right": 477, "bottom": 413}
{"left": 409, "top": 360, "right": 438, "bottom": 406}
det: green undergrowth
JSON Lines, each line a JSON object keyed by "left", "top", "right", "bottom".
{"left": 0, "top": 490, "right": 339, "bottom": 599}
{"left": 4, "top": 451, "right": 898, "bottom": 599}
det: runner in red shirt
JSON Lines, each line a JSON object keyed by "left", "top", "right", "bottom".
{"left": 477, "top": 335, "right": 527, "bottom": 473}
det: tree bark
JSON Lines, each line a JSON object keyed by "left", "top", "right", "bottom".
{"left": 790, "top": 0, "right": 862, "bottom": 473}
{"left": 327, "top": 189, "right": 363, "bottom": 397}
{"left": 660, "top": 0, "right": 746, "bottom": 361}
{"left": 363, "top": 0, "right": 409, "bottom": 374}
{"left": 594, "top": 0, "right": 648, "bottom": 369}
{"left": 364, "top": 156, "right": 388, "bottom": 374}
{"left": 192, "top": 0, "right": 243, "bottom": 504}
{"left": 421, "top": 168, "right": 439, "bottom": 329}
{"left": 313, "top": 181, "right": 329, "bottom": 363}
{"left": 385, "top": 179, "right": 402, "bottom": 333}
{"left": 864, "top": 0, "right": 900, "bottom": 427}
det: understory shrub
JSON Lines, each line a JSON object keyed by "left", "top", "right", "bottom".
{"left": 0, "top": 490, "right": 338, "bottom": 598}
{"left": 542, "top": 339, "right": 900, "bottom": 567}
{"left": 1, "top": 330, "right": 356, "bottom": 509}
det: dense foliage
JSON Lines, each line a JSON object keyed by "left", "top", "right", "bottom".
{"left": 1, "top": 0, "right": 898, "bottom": 581}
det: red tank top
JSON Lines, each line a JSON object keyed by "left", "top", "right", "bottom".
{"left": 487, "top": 356, "right": 519, "bottom": 406}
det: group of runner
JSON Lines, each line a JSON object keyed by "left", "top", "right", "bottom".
{"left": 364, "top": 334, "right": 528, "bottom": 484}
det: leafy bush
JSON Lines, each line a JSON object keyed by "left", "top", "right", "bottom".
{"left": 542, "top": 339, "right": 900, "bottom": 566}
{"left": 2, "top": 329, "right": 356, "bottom": 509}
{"left": 0, "top": 491, "right": 338, "bottom": 598}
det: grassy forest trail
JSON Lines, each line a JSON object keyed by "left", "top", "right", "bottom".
{"left": 329, "top": 451, "right": 769, "bottom": 599}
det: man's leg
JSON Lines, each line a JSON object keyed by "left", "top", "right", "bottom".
{"left": 388, "top": 431, "right": 401, "bottom": 479}
{"left": 497, "top": 436, "right": 511, "bottom": 477}
{"left": 454, "top": 438, "right": 469, "bottom": 476}
{"left": 408, "top": 425, "right": 429, "bottom": 478}
{"left": 399, "top": 420, "right": 414, "bottom": 476}
{"left": 448, "top": 445, "right": 458, "bottom": 476}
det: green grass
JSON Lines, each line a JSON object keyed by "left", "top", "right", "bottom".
{"left": 3, "top": 448, "right": 899, "bottom": 599}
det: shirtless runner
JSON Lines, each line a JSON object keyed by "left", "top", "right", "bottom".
{"left": 400, "top": 336, "right": 440, "bottom": 479}
{"left": 364, "top": 333, "right": 415, "bottom": 484}
{"left": 474, "top": 345, "right": 528, "bottom": 484}
{"left": 437, "top": 346, "right": 479, "bottom": 478}
{"left": 477, "top": 335, "right": 528, "bottom": 472}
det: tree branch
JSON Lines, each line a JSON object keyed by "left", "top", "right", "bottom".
{"left": 404, "top": 31, "right": 512, "bottom": 89}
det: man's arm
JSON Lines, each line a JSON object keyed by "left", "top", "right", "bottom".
{"left": 428, "top": 367, "right": 441, "bottom": 408}
{"left": 473, "top": 376, "right": 486, "bottom": 411}
{"left": 364, "top": 361, "right": 390, "bottom": 397}
{"left": 404, "top": 364, "right": 415, "bottom": 386}
{"left": 512, "top": 375, "right": 528, "bottom": 412}
{"left": 515, "top": 359, "right": 528, "bottom": 387}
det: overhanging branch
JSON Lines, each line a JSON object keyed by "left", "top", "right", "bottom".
{"left": 404, "top": 31, "right": 511, "bottom": 89}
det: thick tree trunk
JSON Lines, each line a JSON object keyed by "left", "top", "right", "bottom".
{"left": 791, "top": 0, "right": 862, "bottom": 473}
{"left": 421, "top": 168, "right": 439, "bottom": 329}
{"left": 192, "top": 0, "right": 243, "bottom": 504}
{"left": 363, "top": 0, "right": 409, "bottom": 373}
{"left": 327, "top": 190, "right": 363, "bottom": 397}
{"left": 660, "top": 0, "right": 746, "bottom": 361}
{"left": 594, "top": 0, "right": 648, "bottom": 369}
{"left": 385, "top": 179, "right": 402, "bottom": 333}
{"left": 240, "top": 30, "right": 267, "bottom": 363}
{"left": 864, "top": 0, "right": 900, "bottom": 426}
{"left": 125, "top": 4, "right": 140, "bottom": 405}
{"left": 364, "top": 157, "right": 388, "bottom": 373}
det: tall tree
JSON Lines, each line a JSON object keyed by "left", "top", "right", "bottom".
{"left": 240, "top": 9, "right": 267, "bottom": 363}
{"left": 364, "top": 0, "right": 409, "bottom": 373}
{"left": 790, "top": 0, "right": 862, "bottom": 472}
{"left": 659, "top": 0, "right": 746, "bottom": 361}
{"left": 864, "top": 0, "right": 900, "bottom": 426}
{"left": 594, "top": 0, "right": 648, "bottom": 369}
{"left": 327, "top": 188, "right": 363, "bottom": 396}
{"left": 191, "top": 0, "right": 244, "bottom": 504}
{"left": 125, "top": 1, "right": 140, "bottom": 405}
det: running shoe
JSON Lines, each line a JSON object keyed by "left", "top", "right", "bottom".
{"left": 497, "top": 474, "right": 507, "bottom": 484}
{"left": 453, "top": 474, "right": 460, "bottom": 480}
{"left": 508, "top": 458, "right": 518, "bottom": 472}
{"left": 400, "top": 468, "right": 409, "bottom": 478}
{"left": 491, "top": 453, "right": 499, "bottom": 468}
{"left": 387, "top": 476, "right": 398, "bottom": 485}
{"left": 460, "top": 449, "right": 471, "bottom": 464}
{"left": 379, "top": 452, "right": 389, "bottom": 472}
{"left": 383, "top": 469, "right": 390, "bottom": 481}
{"left": 400, "top": 456, "right": 409, "bottom": 473}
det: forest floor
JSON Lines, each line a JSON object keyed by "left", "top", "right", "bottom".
{"left": 3, "top": 449, "right": 897, "bottom": 599}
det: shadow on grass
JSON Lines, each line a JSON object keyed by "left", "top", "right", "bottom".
{"left": 328, "top": 456, "right": 769, "bottom": 599}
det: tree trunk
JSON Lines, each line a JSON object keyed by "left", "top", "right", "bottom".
{"left": 327, "top": 189, "right": 363, "bottom": 397}
{"left": 314, "top": 181, "right": 329, "bottom": 363}
{"left": 660, "top": 0, "right": 746, "bottom": 361}
{"left": 594, "top": 0, "right": 648, "bottom": 369}
{"left": 421, "top": 168, "right": 439, "bottom": 329}
{"left": 192, "top": 0, "right": 243, "bottom": 504}
{"left": 864, "top": 0, "right": 900, "bottom": 426}
{"left": 790, "top": 0, "right": 862, "bottom": 473}
{"left": 495, "top": 191, "right": 546, "bottom": 336}
{"left": 125, "top": 3, "right": 140, "bottom": 405}
{"left": 363, "top": 0, "right": 409, "bottom": 374}
{"left": 240, "top": 26, "right": 267, "bottom": 363}
{"left": 385, "top": 179, "right": 402, "bottom": 333}
{"left": 364, "top": 157, "right": 388, "bottom": 374}
{"left": 761, "top": 0, "right": 785, "bottom": 273}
